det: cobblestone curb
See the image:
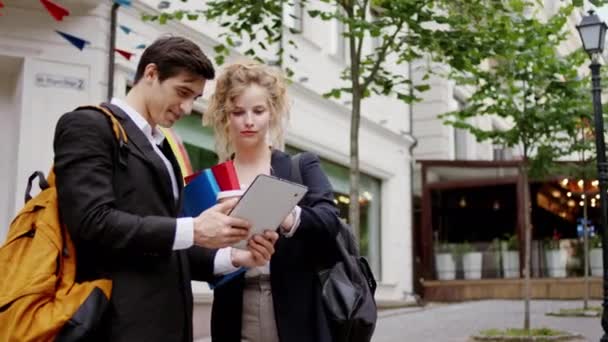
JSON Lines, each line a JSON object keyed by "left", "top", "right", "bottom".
{"left": 471, "top": 332, "right": 585, "bottom": 341}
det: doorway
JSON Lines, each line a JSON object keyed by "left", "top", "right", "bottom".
{"left": 0, "top": 55, "right": 23, "bottom": 242}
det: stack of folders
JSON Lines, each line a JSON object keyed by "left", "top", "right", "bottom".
{"left": 182, "top": 161, "right": 246, "bottom": 288}
{"left": 182, "top": 160, "right": 240, "bottom": 217}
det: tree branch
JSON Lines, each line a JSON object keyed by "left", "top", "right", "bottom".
{"left": 354, "top": 0, "right": 369, "bottom": 70}
{"left": 361, "top": 18, "right": 405, "bottom": 91}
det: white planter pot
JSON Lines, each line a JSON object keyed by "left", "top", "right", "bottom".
{"left": 463, "top": 252, "right": 483, "bottom": 280}
{"left": 501, "top": 250, "right": 519, "bottom": 278}
{"left": 545, "top": 249, "right": 567, "bottom": 277}
{"left": 435, "top": 253, "right": 456, "bottom": 280}
{"left": 590, "top": 248, "right": 603, "bottom": 277}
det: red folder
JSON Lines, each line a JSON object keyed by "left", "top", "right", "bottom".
{"left": 211, "top": 160, "right": 240, "bottom": 191}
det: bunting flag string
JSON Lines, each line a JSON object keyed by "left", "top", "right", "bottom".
{"left": 40, "top": 0, "right": 69, "bottom": 21}
{"left": 113, "top": 0, "right": 132, "bottom": 6}
{"left": 115, "top": 48, "right": 135, "bottom": 60}
{"left": 116, "top": 23, "right": 151, "bottom": 50}
{"left": 56, "top": 30, "right": 89, "bottom": 50}
{"left": 119, "top": 25, "right": 133, "bottom": 35}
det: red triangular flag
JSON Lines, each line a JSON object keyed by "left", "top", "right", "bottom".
{"left": 40, "top": 0, "right": 69, "bottom": 21}
{"left": 115, "top": 48, "right": 134, "bottom": 60}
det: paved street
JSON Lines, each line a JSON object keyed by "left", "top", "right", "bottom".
{"left": 196, "top": 300, "right": 603, "bottom": 341}
{"left": 374, "top": 300, "right": 602, "bottom": 342}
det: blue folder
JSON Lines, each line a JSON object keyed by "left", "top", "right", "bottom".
{"left": 182, "top": 169, "right": 220, "bottom": 217}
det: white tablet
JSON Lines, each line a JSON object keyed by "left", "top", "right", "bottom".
{"left": 230, "top": 174, "right": 308, "bottom": 249}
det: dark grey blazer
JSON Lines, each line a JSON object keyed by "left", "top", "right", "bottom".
{"left": 211, "top": 150, "right": 342, "bottom": 342}
{"left": 54, "top": 103, "right": 216, "bottom": 342}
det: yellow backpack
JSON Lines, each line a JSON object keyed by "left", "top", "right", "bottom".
{"left": 0, "top": 106, "right": 126, "bottom": 341}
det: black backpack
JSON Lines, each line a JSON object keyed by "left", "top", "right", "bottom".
{"left": 290, "top": 153, "right": 378, "bottom": 342}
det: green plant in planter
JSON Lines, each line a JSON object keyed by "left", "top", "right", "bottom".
{"left": 545, "top": 230, "right": 562, "bottom": 250}
{"left": 453, "top": 241, "right": 475, "bottom": 256}
{"left": 486, "top": 238, "right": 501, "bottom": 252}
{"left": 435, "top": 241, "right": 454, "bottom": 254}
{"left": 502, "top": 234, "right": 519, "bottom": 251}
{"left": 590, "top": 234, "right": 602, "bottom": 249}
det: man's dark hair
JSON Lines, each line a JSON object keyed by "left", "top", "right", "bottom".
{"left": 134, "top": 36, "right": 215, "bottom": 84}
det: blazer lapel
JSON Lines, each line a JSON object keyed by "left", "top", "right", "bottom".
{"left": 160, "top": 140, "right": 185, "bottom": 214}
{"left": 102, "top": 103, "right": 175, "bottom": 206}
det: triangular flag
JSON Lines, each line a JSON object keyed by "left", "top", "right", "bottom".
{"left": 113, "top": 0, "right": 132, "bottom": 6}
{"left": 40, "top": 0, "right": 69, "bottom": 21}
{"left": 119, "top": 25, "right": 132, "bottom": 35}
{"left": 0, "top": 1, "right": 4, "bottom": 16}
{"left": 56, "top": 30, "right": 89, "bottom": 50}
{"left": 115, "top": 48, "right": 134, "bottom": 60}
{"left": 135, "top": 44, "right": 147, "bottom": 49}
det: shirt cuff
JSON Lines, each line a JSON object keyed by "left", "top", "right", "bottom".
{"left": 172, "top": 217, "right": 194, "bottom": 250}
{"left": 281, "top": 205, "right": 301, "bottom": 238}
{"left": 214, "top": 247, "right": 240, "bottom": 275}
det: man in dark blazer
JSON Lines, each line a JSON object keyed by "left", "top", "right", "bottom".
{"left": 54, "top": 36, "right": 278, "bottom": 342}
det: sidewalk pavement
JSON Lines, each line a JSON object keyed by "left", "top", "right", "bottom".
{"left": 196, "top": 300, "right": 603, "bottom": 342}
{"left": 374, "top": 300, "right": 602, "bottom": 341}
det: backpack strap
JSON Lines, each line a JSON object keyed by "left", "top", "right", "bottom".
{"left": 75, "top": 105, "right": 128, "bottom": 146}
{"left": 289, "top": 153, "right": 303, "bottom": 185}
{"left": 24, "top": 171, "right": 50, "bottom": 203}
{"left": 75, "top": 105, "right": 129, "bottom": 169}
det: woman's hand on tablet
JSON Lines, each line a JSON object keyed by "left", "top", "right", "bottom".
{"left": 230, "top": 230, "right": 279, "bottom": 267}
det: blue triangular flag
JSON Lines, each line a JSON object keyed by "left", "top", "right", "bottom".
{"left": 119, "top": 25, "right": 132, "bottom": 34}
{"left": 135, "top": 44, "right": 146, "bottom": 49}
{"left": 56, "top": 30, "right": 89, "bottom": 51}
{"left": 113, "top": 0, "right": 131, "bottom": 6}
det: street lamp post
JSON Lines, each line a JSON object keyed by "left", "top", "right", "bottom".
{"left": 577, "top": 10, "right": 608, "bottom": 341}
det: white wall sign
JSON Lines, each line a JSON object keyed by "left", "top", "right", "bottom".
{"left": 35, "top": 73, "right": 85, "bottom": 91}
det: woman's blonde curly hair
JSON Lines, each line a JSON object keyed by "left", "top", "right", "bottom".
{"left": 203, "top": 61, "right": 290, "bottom": 161}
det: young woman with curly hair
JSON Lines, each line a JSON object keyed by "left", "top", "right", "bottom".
{"left": 203, "top": 62, "right": 341, "bottom": 342}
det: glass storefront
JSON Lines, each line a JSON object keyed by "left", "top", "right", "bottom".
{"left": 422, "top": 162, "right": 602, "bottom": 281}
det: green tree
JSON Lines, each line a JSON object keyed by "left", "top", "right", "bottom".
{"left": 441, "top": 1, "right": 591, "bottom": 331}
{"left": 142, "top": 0, "right": 604, "bottom": 241}
{"left": 143, "top": 0, "right": 504, "bottom": 240}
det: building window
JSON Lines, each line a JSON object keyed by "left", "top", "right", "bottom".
{"left": 454, "top": 128, "right": 468, "bottom": 160}
{"left": 453, "top": 97, "right": 468, "bottom": 160}
{"left": 283, "top": 0, "right": 303, "bottom": 33}
{"left": 330, "top": 13, "right": 347, "bottom": 60}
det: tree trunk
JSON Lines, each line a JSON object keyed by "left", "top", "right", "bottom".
{"left": 346, "top": 4, "right": 361, "bottom": 242}
{"left": 583, "top": 189, "right": 590, "bottom": 310}
{"left": 349, "top": 90, "right": 361, "bottom": 242}
{"left": 521, "top": 165, "right": 531, "bottom": 332}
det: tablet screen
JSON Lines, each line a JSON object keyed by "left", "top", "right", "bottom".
{"left": 230, "top": 174, "right": 308, "bottom": 249}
